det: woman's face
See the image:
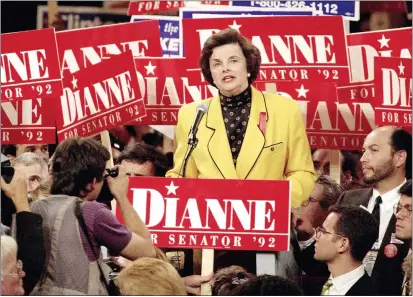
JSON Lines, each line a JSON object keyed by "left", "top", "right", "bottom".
{"left": 209, "top": 43, "right": 249, "bottom": 97}
{"left": 1, "top": 254, "right": 25, "bottom": 296}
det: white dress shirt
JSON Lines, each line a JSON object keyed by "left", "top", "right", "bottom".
{"left": 367, "top": 180, "right": 405, "bottom": 248}
{"left": 327, "top": 264, "right": 365, "bottom": 295}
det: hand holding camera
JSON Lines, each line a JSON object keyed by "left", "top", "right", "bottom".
{"left": 106, "top": 165, "right": 130, "bottom": 202}
{"left": 1, "top": 168, "right": 30, "bottom": 213}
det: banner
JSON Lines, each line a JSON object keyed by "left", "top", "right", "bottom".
{"left": 182, "top": 16, "right": 350, "bottom": 85}
{"left": 118, "top": 177, "right": 291, "bottom": 251}
{"left": 374, "top": 57, "right": 412, "bottom": 127}
{"left": 1, "top": 98, "right": 57, "bottom": 144}
{"left": 131, "top": 15, "right": 180, "bottom": 57}
{"left": 128, "top": 1, "right": 185, "bottom": 15}
{"left": 36, "top": 5, "right": 129, "bottom": 30}
{"left": 252, "top": 80, "right": 369, "bottom": 150}
{"left": 1, "top": 28, "right": 62, "bottom": 102}
{"left": 56, "top": 51, "right": 144, "bottom": 141}
{"left": 133, "top": 57, "right": 217, "bottom": 125}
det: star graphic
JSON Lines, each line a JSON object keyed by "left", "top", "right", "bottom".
{"left": 165, "top": 181, "right": 179, "bottom": 195}
{"left": 144, "top": 61, "right": 156, "bottom": 75}
{"left": 377, "top": 34, "right": 390, "bottom": 48}
{"left": 71, "top": 76, "right": 78, "bottom": 89}
{"left": 228, "top": 20, "right": 242, "bottom": 31}
{"left": 398, "top": 61, "right": 405, "bottom": 75}
{"left": 295, "top": 84, "right": 309, "bottom": 98}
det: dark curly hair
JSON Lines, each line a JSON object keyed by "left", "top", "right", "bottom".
{"left": 211, "top": 266, "right": 252, "bottom": 296}
{"left": 229, "top": 275, "right": 303, "bottom": 296}
{"left": 199, "top": 28, "right": 261, "bottom": 87}
{"left": 50, "top": 137, "right": 110, "bottom": 197}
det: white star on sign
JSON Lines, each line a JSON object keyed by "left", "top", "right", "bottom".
{"left": 71, "top": 76, "right": 78, "bottom": 89}
{"left": 165, "top": 181, "right": 179, "bottom": 195}
{"left": 228, "top": 20, "right": 242, "bottom": 31}
{"left": 377, "top": 34, "right": 390, "bottom": 48}
{"left": 295, "top": 84, "right": 309, "bottom": 98}
{"left": 398, "top": 61, "right": 405, "bottom": 75}
{"left": 144, "top": 61, "right": 156, "bottom": 75}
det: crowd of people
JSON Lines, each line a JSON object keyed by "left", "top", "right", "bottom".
{"left": 1, "top": 18, "right": 412, "bottom": 297}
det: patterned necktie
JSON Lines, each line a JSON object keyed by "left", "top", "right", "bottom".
{"left": 372, "top": 196, "right": 382, "bottom": 227}
{"left": 321, "top": 278, "right": 334, "bottom": 295}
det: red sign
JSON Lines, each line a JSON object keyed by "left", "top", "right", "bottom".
{"left": 1, "top": 98, "right": 57, "bottom": 144}
{"left": 182, "top": 16, "right": 350, "bottom": 84}
{"left": 56, "top": 51, "right": 145, "bottom": 141}
{"left": 1, "top": 28, "right": 62, "bottom": 102}
{"left": 374, "top": 57, "right": 412, "bottom": 127}
{"left": 253, "top": 80, "right": 368, "bottom": 150}
{"left": 346, "top": 27, "right": 412, "bottom": 83}
{"left": 118, "top": 177, "right": 291, "bottom": 251}
{"left": 133, "top": 58, "right": 217, "bottom": 125}
{"left": 128, "top": 1, "right": 185, "bottom": 15}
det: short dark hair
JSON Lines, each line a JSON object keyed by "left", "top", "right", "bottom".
{"left": 400, "top": 179, "right": 412, "bottom": 197}
{"left": 229, "top": 275, "right": 303, "bottom": 296}
{"left": 199, "top": 28, "right": 261, "bottom": 87}
{"left": 211, "top": 266, "right": 251, "bottom": 296}
{"left": 390, "top": 129, "right": 412, "bottom": 179}
{"left": 1, "top": 144, "right": 16, "bottom": 157}
{"left": 50, "top": 138, "right": 110, "bottom": 197}
{"left": 316, "top": 175, "right": 342, "bottom": 209}
{"left": 328, "top": 205, "right": 379, "bottom": 262}
{"left": 116, "top": 143, "right": 168, "bottom": 177}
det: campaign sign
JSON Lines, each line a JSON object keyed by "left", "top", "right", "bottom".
{"left": 36, "top": 5, "right": 129, "bottom": 30}
{"left": 56, "top": 51, "right": 145, "bottom": 141}
{"left": 231, "top": 1, "right": 359, "bottom": 20}
{"left": 131, "top": 15, "right": 180, "bottom": 57}
{"left": 1, "top": 28, "right": 62, "bottom": 102}
{"left": 118, "top": 177, "right": 291, "bottom": 251}
{"left": 1, "top": 98, "right": 57, "bottom": 144}
{"left": 347, "top": 27, "right": 412, "bottom": 84}
{"left": 182, "top": 16, "right": 350, "bottom": 85}
{"left": 128, "top": 1, "right": 185, "bottom": 15}
{"left": 374, "top": 57, "right": 412, "bottom": 127}
{"left": 133, "top": 57, "right": 217, "bottom": 125}
{"left": 253, "top": 80, "right": 367, "bottom": 150}
{"left": 56, "top": 21, "right": 162, "bottom": 79}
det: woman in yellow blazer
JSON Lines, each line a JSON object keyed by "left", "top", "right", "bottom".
{"left": 167, "top": 28, "right": 316, "bottom": 208}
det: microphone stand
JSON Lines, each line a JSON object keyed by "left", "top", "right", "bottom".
{"left": 182, "top": 135, "right": 198, "bottom": 178}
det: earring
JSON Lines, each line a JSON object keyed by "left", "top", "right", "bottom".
{"left": 247, "top": 73, "right": 251, "bottom": 77}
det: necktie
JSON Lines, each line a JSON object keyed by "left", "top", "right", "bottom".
{"left": 372, "top": 196, "right": 382, "bottom": 226}
{"left": 321, "top": 278, "right": 334, "bottom": 295}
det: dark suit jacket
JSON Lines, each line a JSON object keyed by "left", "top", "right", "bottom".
{"left": 345, "top": 271, "right": 376, "bottom": 296}
{"left": 337, "top": 188, "right": 409, "bottom": 296}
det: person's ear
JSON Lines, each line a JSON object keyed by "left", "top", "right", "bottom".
{"left": 337, "top": 237, "right": 350, "bottom": 254}
{"left": 394, "top": 150, "right": 407, "bottom": 168}
{"left": 79, "top": 178, "right": 97, "bottom": 197}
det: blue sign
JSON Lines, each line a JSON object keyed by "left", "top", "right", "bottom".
{"left": 231, "top": 1, "right": 359, "bottom": 21}
{"left": 181, "top": 7, "right": 314, "bottom": 19}
{"left": 131, "top": 16, "right": 181, "bottom": 57}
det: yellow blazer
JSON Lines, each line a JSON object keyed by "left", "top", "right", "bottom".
{"left": 166, "top": 86, "right": 316, "bottom": 207}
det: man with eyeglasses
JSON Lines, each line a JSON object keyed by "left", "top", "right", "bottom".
{"left": 313, "top": 205, "right": 378, "bottom": 295}
{"left": 335, "top": 126, "right": 411, "bottom": 295}
{"left": 394, "top": 180, "right": 412, "bottom": 296}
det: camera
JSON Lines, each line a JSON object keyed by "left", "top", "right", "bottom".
{"left": 96, "top": 167, "right": 119, "bottom": 207}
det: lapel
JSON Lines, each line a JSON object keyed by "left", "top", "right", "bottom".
{"left": 359, "top": 188, "right": 373, "bottom": 207}
{"left": 205, "top": 94, "right": 238, "bottom": 179}
{"left": 236, "top": 87, "right": 267, "bottom": 179}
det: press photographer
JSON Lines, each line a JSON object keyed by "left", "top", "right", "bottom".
{"left": 29, "top": 137, "right": 156, "bottom": 295}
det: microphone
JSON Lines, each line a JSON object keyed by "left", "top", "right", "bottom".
{"left": 188, "top": 103, "right": 208, "bottom": 145}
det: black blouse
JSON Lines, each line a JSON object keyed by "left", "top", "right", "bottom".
{"left": 220, "top": 86, "right": 252, "bottom": 166}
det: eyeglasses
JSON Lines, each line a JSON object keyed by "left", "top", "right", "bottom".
{"left": 313, "top": 227, "right": 345, "bottom": 239}
{"left": 2, "top": 260, "right": 23, "bottom": 278}
{"left": 394, "top": 203, "right": 412, "bottom": 217}
{"left": 301, "top": 197, "right": 321, "bottom": 207}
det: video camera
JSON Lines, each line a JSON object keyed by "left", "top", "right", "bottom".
{"left": 96, "top": 167, "right": 119, "bottom": 208}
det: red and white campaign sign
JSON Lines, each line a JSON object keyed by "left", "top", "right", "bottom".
{"left": 133, "top": 58, "right": 217, "bottom": 125}
{"left": 347, "top": 27, "right": 412, "bottom": 83}
{"left": 1, "top": 28, "right": 62, "bottom": 102}
{"left": 1, "top": 98, "right": 57, "bottom": 144}
{"left": 374, "top": 57, "right": 412, "bottom": 127}
{"left": 253, "top": 80, "right": 370, "bottom": 150}
{"left": 56, "top": 51, "right": 145, "bottom": 141}
{"left": 128, "top": 1, "right": 185, "bottom": 15}
{"left": 182, "top": 16, "right": 350, "bottom": 84}
{"left": 118, "top": 177, "right": 291, "bottom": 251}
{"left": 56, "top": 21, "right": 162, "bottom": 79}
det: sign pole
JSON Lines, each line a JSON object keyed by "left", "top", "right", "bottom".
{"left": 200, "top": 249, "right": 214, "bottom": 295}
{"left": 100, "top": 130, "right": 117, "bottom": 213}
{"left": 47, "top": 1, "right": 58, "bottom": 27}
